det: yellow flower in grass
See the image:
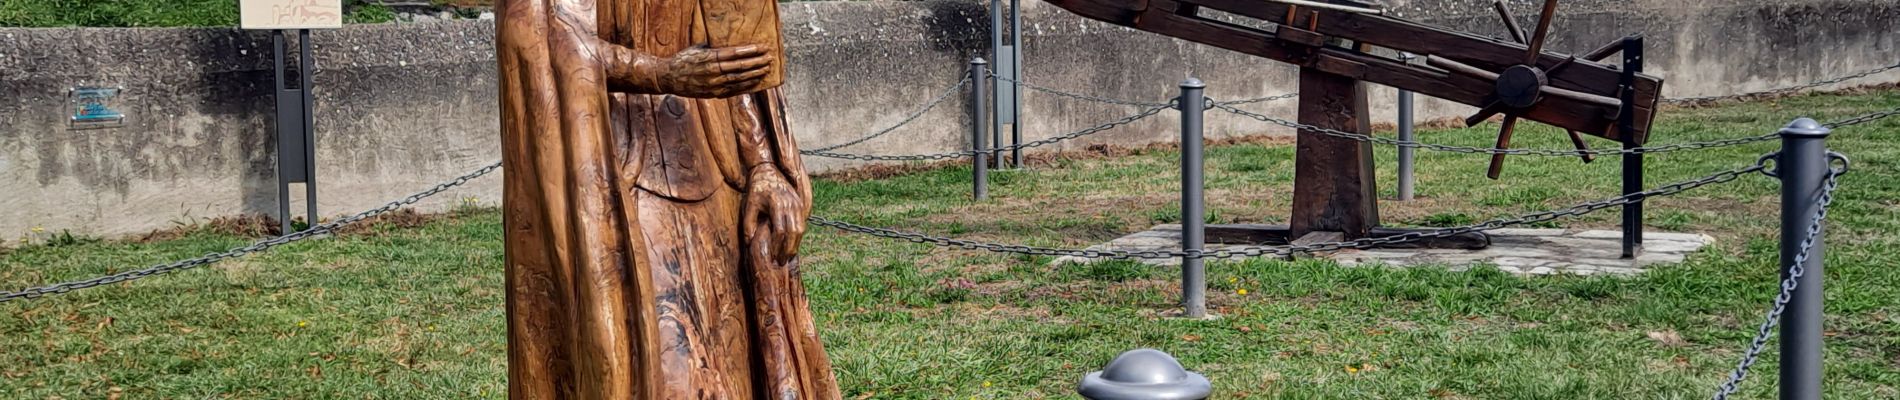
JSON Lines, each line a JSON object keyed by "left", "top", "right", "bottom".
{"left": 297, "top": 321, "right": 309, "bottom": 328}
{"left": 1236, "top": 289, "right": 1249, "bottom": 296}
{"left": 982, "top": 381, "right": 992, "bottom": 388}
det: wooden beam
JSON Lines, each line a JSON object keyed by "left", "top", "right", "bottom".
{"left": 1290, "top": 67, "right": 1378, "bottom": 239}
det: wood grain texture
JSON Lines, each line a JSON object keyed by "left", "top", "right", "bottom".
{"left": 1044, "top": 0, "right": 1664, "bottom": 143}
{"left": 498, "top": 0, "right": 836, "bottom": 397}
{"left": 1290, "top": 68, "right": 1379, "bottom": 239}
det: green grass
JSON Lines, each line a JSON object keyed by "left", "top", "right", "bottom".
{"left": 4, "top": 90, "right": 1900, "bottom": 398}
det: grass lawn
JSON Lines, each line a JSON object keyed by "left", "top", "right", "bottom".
{"left": 4, "top": 90, "right": 1899, "bottom": 399}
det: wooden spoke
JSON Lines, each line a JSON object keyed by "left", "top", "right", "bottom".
{"left": 1492, "top": 0, "right": 1528, "bottom": 44}
{"left": 1524, "top": 0, "right": 1560, "bottom": 64}
{"left": 1466, "top": 102, "right": 1508, "bottom": 127}
{"left": 1488, "top": 115, "right": 1521, "bottom": 179}
{"left": 1565, "top": 129, "right": 1596, "bottom": 163}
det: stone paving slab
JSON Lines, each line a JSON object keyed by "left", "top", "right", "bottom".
{"left": 1052, "top": 225, "right": 1714, "bottom": 276}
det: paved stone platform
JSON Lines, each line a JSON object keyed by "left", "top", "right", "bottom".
{"left": 1053, "top": 225, "right": 1715, "bottom": 276}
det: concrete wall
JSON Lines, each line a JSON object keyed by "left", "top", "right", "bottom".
{"left": 2, "top": 0, "right": 1896, "bottom": 238}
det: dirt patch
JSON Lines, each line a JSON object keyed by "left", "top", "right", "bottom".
{"left": 332, "top": 208, "right": 435, "bottom": 236}
{"left": 134, "top": 214, "right": 279, "bottom": 243}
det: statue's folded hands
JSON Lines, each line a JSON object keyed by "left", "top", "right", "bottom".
{"left": 611, "top": 44, "right": 777, "bottom": 99}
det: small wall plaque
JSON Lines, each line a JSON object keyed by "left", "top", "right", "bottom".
{"left": 240, "top": 0, "right": 344, "bottom": 30}
{"left": 69, "top": 86, "right": 125, "bottom": 130}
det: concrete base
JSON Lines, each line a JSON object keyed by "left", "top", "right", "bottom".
{"left": 1053, "top": 225, "right": 1714, "bottom": 276}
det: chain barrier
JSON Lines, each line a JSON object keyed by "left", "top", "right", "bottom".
{"left": 1822, "top": 104, "right": 1900, "bottom": 128}
{"left": 991, "top": 74, "right": 1297, "bottom": 108}
{"left": 0, "top": 162, "right": 505, "bottom": 304}
{"left": 1668, "top": 61, "right": 1900, "bottom": 105}
{"left": 1211, "top": 102, "right": 1900, "bottom": 157}
{"left": 800, "top": 104, "right": 1171, "bottom": 161}
{"left": 815, "top": 160, "right": 1765, "bottom": 259}
{"left": 1710, "top": 152, "right": 1847, "bottom": 400}
{"left": 1215, "top": 92, "right": 1301, "bottom": 106}
{"left": 990, "top": 74, "right": 1175, "bottom": 108}
{"left": 1212, "top": 102, "right": 1783, "bottom": 156}
{"left": 803, "top": 76, "right": 972, "bottom": 153}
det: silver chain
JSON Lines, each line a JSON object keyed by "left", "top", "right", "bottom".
{"left": 814, "top": 161, "right": 1765, "bottom": 259}
{"left": 991, "top": 73, "right": 1297, "bottom": 108}
{"left": 1823, "top": 105, "right": 1900, "bottom": 128}
{"left": 1668, "top": 61, "right": 1900, "bottom": 105}
{"left": 800, "top": 104, "right": 1171, "bottom": 161}
{"left": 0, "top": 161, "right": 504, "bottom": 304}
{"left": 1212, "top": 102, "right": 1783, "bottom": 156}
{"left": 803, "top": 76, "right": 972, "bottom": 153}
{"left": 1215, "top": 92, "right": 1301, "bottom": 106}
{"left": 1212, "top": 103, "right": 1900, "bottom": 157}
{"left": 990, "top": 74, "right": 1176, "bottom": 108}
{"left": 1710, "top": 153, "right": 1846, "bottom": 400}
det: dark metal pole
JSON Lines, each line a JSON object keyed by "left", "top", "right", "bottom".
{"left": 273, "top": 30, "right": 292, "bottom": 235}
{"left": 299, "top": 29, "right": 318, "bottom": 231}
{"left": 1778, "top": 118, "right": 1830, "bottom": 400}
{"left": 989, "top": 0, "right": 1005, "bottom": 170}
{"left": 1179, "top": 78, "right": 1207, "bottom": 319}
{"left": 971, "top": 58, "right": 990, "bottom": 201}
{"left": 1619, "top": 36, "right": 1645, "bottom": 259}
{"left": 1009, "top": 0, "right": 1023, "bottom": 169}
{"left": 1396, "top": 54, "right": 1417, "bottom": 201}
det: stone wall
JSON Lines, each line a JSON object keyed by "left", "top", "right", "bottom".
{"left": 1, "top": 0, "right": 1895, "bottom": 238}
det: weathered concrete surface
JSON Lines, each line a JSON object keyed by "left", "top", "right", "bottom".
{"left": 1, "top": 0, "right": 1897, "bottom": 238}
{"left": 1052, "top": 225, "right": 1716, "bottom": 276}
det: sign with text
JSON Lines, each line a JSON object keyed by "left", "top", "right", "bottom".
{"left": 69, "top": 87, "right": 125, "bottom": 130}
{"left": 240, "top": 0, "right": 344, "bottom": 30}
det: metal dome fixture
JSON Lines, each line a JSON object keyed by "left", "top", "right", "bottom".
{"left": 1077, "top": 349, "right": 1213, "bottom": 400}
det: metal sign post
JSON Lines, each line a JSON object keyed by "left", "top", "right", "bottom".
{"left": 243, "top": 0, "right": 340, "bottom": 235}
{"left": 991, "top": 0, "right": 1024, "bottom": 169}
{"left": 271, "top": 30, "right": 319, "bottom": 235}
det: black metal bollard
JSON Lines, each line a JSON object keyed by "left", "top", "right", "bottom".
{"left": 1777, "top": 118, "right": 1831, "bottom": 400}
{"left": 1619, "top": 36, "right": 1646, "bottom": 258}
{"left": 1178, "top": 79, "right": 1208, "bottom": 319}
{"left": 1078, "top": 349, "right": 1212, "bottom": 400}
{"left": 971, "top": 58, "right": 990, "bottom": 201}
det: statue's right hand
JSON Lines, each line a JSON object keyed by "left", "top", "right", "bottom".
{"left": 656, "top": 45, "right": 775, "bottom": 98}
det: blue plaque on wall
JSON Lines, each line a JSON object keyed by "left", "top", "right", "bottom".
{"left": 69, "top": 86, "right": 126, "bottom": 130}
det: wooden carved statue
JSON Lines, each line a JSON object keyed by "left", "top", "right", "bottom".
{"left": 497, "top": 0, "right": 840, "bottom": 397}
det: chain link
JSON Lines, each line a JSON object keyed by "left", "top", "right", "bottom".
{"left": 990, "top": 74, "right": 1176, "bottom": 108}
{"left": 1823, "top": 105, "right": 1900, "bottom": 128}
{"left": 1710, "top": 153, "right": 1846, "bottom": 400}
{"left": 1213, "top": 102, "right": 1782, "bottom": 156}
{"left": 800, "top": 104, "right": 1171, "bottom": 161}
{"left": 816, "top": 161, "right": 1765, "bottom": 259}
{"left": 803, "top": 76, "right": 972, "bottom": 153}
{"left": 991, "top": 74, "right": 1297, "bottom": 108}
{"left": 1214, "top": 92, "right": 1301, "bottom": 106}
{"left": 1668, "top": 61, "right": 1900, "bottom": 105}
{"left": 0, "top": 162, "right": 504, "bottom": 304}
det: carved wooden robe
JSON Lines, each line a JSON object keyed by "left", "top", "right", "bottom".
{"left": 497, "top": 0, "right": 838, "bottom": 397}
